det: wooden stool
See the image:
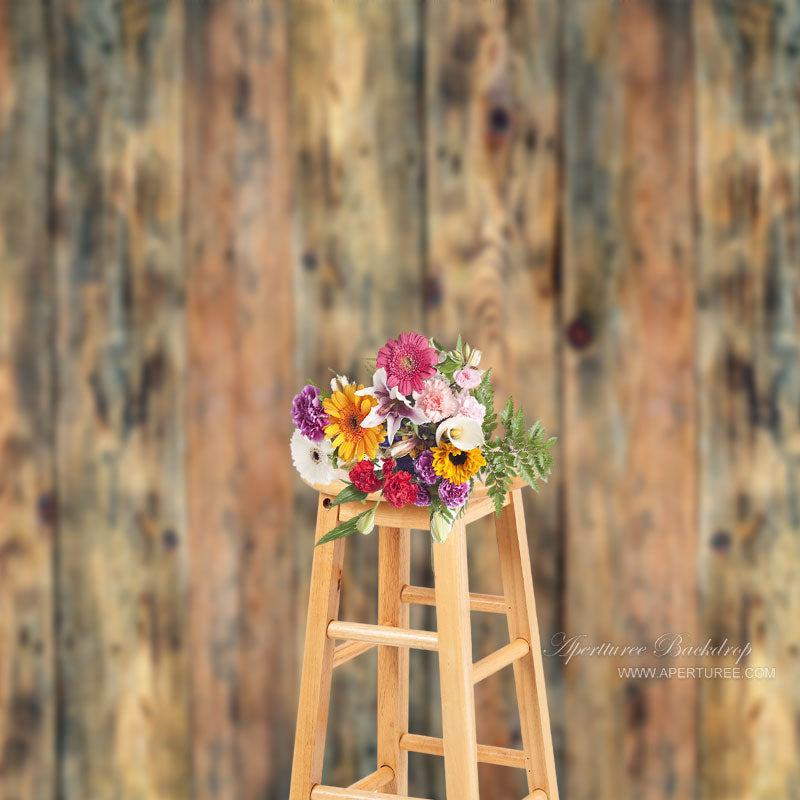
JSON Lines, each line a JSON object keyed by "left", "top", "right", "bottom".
{"left": 289, "top": 479, "right": 559, "bottom": 800}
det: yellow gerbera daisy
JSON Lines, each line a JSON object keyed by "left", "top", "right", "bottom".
{"left": 431, "top": 442, "right": 486, "bottom": 484}
{"left": 323, "top": 384, "right": 384, "bottom": 463}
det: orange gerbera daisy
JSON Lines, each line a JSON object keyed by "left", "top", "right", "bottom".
{"left": 323, "top": 384, "right": 384, "bottom": 462}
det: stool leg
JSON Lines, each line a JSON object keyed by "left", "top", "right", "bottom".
{"left": 433, "top": 518, "right": 480, "bottom": 800}
{"left": 377, "top": 526, "right": 411, "bottom": 793}
{"left": 289, "top": 496, "right": 346, "bottom": 800}
{"left": 495, "top": 489, "right": 559, "bottom": 799}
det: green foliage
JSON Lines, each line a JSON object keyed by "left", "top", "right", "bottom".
{"left": 473, "top": 369, "right": 498, "bottom": 439}
{"left": 315, "top": 508, "right": 374, "bottom": 546}
{"left": 431, "top": 334, "right": 467, "bottom": 380}
{"left": 428, "top": 494, "right": 456, "bottom": 528}
{"left": 479, "top": 392, "right": 556, "bottom": 515}
{"left": 330, "top": 484, "right": 369, "bottom": 506}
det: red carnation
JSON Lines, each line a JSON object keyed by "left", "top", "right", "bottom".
{"left": 381, "top": 458, "right": 396, "bottom": 478}
{"left": 349, "top": 459, "right": 383, "bottom": 493}
{"left": 383, "top": 470, "right": 417, "bottom": 509}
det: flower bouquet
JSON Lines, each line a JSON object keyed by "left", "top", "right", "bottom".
{"left": 290, "top": 332, "right": 555, "bottom": 544}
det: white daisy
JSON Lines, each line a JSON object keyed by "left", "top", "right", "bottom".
{"left": 290, "top": 429, "right": 336, "bottom": 485}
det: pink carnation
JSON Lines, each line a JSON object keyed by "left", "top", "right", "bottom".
{"left": 457, "top": 392, "right": 486, "bottom": 423}
{"left": 454, "top": 368, "right": 483, "bottom": 389}
{"left": 416, "top": 377, "right": 458, "bottom": 423}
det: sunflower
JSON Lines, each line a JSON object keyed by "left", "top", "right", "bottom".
{"left": 323, "top": 383, "right": 384, "bottom": 462}
{"left": 431, "top": 442, "right": 486, "bottom": 484}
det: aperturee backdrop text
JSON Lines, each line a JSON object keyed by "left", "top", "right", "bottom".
{"left": 290, "top": 332, "right": 555, "bottom": 544}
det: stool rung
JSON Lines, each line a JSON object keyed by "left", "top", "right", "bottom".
{"left": 400, "top": 585, "right": 507, "bottom": 614}
{"left": 327, "top": 620, "right": 438, "bottom": 651}
{"left": 311, "top": 787, "right": 431, "bottom": 800}
{"left": 525, "top": 791, "right": 548, "bottom": 800}
{"left": 399, "top": 733, "right": 526, "bottom": 769}
{"left": 348, "top": 765, "right": 394, "bottom": 790}
{"left": 473, "top": 637, "right": 530, "bottom": 684}
{"left": 332, "top": 640, "right": 375, "bottom": 668}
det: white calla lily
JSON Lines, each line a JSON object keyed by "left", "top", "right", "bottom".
{"left": 435, "top": 415, "right": 484, "bottom": 450}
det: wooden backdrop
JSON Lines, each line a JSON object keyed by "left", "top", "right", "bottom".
{"left": 1, "top": 0, "right": 798, "bottom": 799}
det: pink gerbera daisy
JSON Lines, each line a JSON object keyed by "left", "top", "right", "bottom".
{"left": 376, "top": 332, "right": 438, "bottom": 395}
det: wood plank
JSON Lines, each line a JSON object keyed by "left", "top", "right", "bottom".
{"left": 332, "top": 641, "right": 376, "bottom": 669}
{"left": 0, "top": 1, "right": 55, "bottom": 797}
{"left": 327, "top": 622, "right": 438, "bottom": 652}
{"left": 525, "top": 792, "right": 548, "bottom": 800}
{"left": 337, "top": 500, "right": 431, "bottom": 531}
{"left": 495, "top": 491, "right": 558, "bottom": 797}
{"left": 562, "top": 2, "right": 698, "bottom": 798}
{"left": 399, "top": 733, "right": 526, "bottom": 770}
{"left": 400, "top": 585, "right": 507, "bottom": 614}
{"left": 289, "top": 0, "right": 425, "bottom": 787}
{"left": 312, "top": 786, "right": 431, "bottom": 800}
{"left": 693, "top": 1, "right": 800, "bottom": 796}
{"left": 424, "top": 1, "right": 563, "bottom": 793}
{"left": 472, "top": 638, "right": 530, "bottom": 685}
{"left": 377, "top": 527, "right": 411, "bottom": 794}
{"left": 50, "top": 1, "right": 189, "bottom": 797}
{"left": 289, "top": 498, "right": 346, "bottom": 800}
{"left": 183, "top": 0, "right": 293, "bottom": 797}
{"left": 432, "top": 519, "right": 480, "bottom": 800}
{"left": 349, "top": 765, "right": 394, "bottom": 791}
{"left": 336, "top": 482, "right": 515, "bottom": 529}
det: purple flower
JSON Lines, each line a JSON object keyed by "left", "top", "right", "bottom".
{"left": 413, "top": 484, "right": 432, "bottom": 507}
{"left": 291, "top": 384, "right": 329, "bottom": 442}
{"left": 414, "top": 450, "right": 437, "bottom": 485}
{"left": 438, "top": 479, "right": 470, "bottom": 509}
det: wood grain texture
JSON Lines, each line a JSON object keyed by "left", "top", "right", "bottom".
{"left": 289, "top": 0, "right": 426, "bottom": 788}
{"left": 432, "top": 519, "right": 480, "bottom": 800}
{"left": 183, "top": 0, "right": 294, "bottom": 796}
{"left": 50, "top": 1, "right": 189, "bottom": 798}
{"left": 399, "top": 733, "right": 526, "bottom": 770}
{"left": 0, "top": 1, "right": 55, "bottom": 798}
{"left": 472, "top": 639, "right": 530, "bottom": 686}
{"left": 289, "top": 498, "right": 346, "bottom": 800}
{"left": 496, "top": 491, "right": 558, "bottom": 798}
{"left": 311, "top": 786, "right": 431, "bottom": 800}
{"left": 377, "top": 527, "right": 411, "bottom": 794}
{"left": 1, "top": 0, "right": 799, "bottom": 797}
{"left": 694, "top": 1, "right": 800, "bottom": 797}
{"left": 349, "top": 765, "right": 394, "bottom": 791}
{"left": 327, "top": 621, "right": 438, "bottom": 652}
{"left": 49, "top": 0, "right": 189, "bottom": 795}
{"left": 562, "top": 2, "right": 698, "bottom": 799}
{"left": 424, "top": 3, "right": 563, "bottom": 794}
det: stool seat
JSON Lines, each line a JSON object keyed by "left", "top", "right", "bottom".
{"left": 289, "top": 482, "right": 559, "bottom": 800}
{"left": 301, "top": 476, "right": 527, "bottom": 530}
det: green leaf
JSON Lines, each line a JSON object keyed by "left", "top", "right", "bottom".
{"left": 456, "top": 333, "right": 463, "bottom": 354}
{"left": 330, "top": 484, "right": 370, "bottom": 506}
{"left": 490, "top": 485, "right": 505, "bottom": 515}
{"left": 500, "top": 396, "right": 514, "bottom": 429}
{"left": 511, "top": 408, "right": 525, "bottom": 439}
{"left": 315, "top": 508, "right": 375, "bottom": 546}
{"left": 316, "top": 519, "right": 357, "bottom": 545}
